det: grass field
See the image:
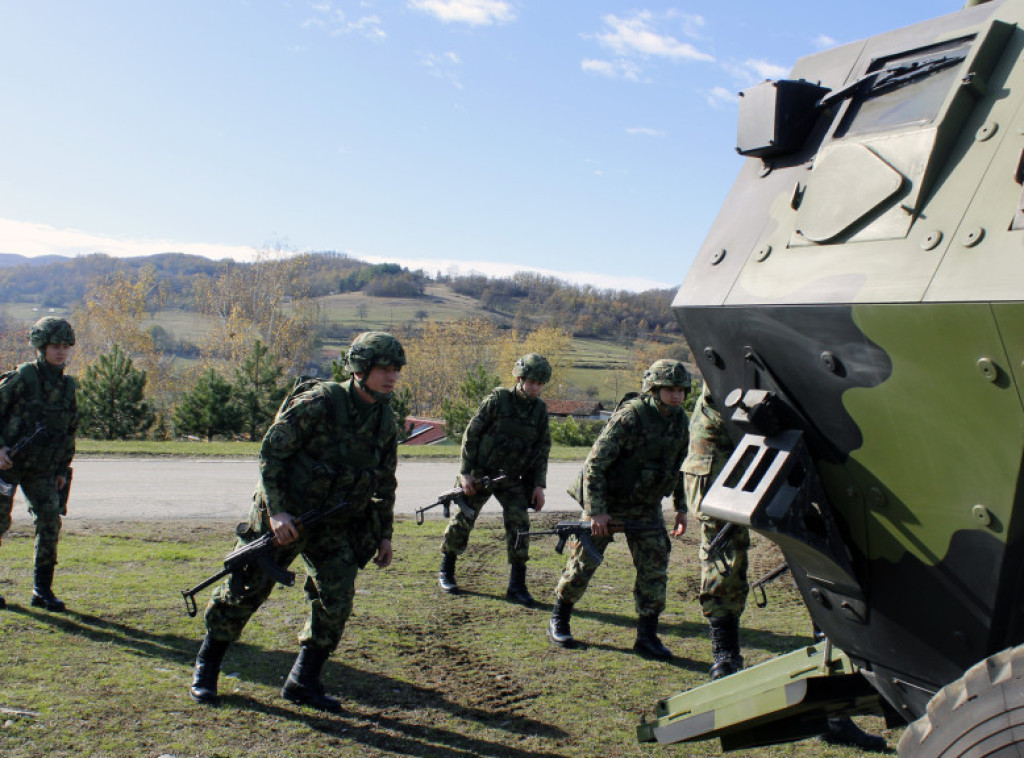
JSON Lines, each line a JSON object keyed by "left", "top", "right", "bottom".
{"left": 0, "top": 515, "right": 901, "bottom": 758}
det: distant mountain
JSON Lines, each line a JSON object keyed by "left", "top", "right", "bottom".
{"left": 0, "top": 253, "right": 70, "bottom": 268}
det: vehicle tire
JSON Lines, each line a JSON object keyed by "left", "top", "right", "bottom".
{"left": 898, "top": 645, "right": 1024, "bottom": 757}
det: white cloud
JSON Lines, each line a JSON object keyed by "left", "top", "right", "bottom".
{"left": 813, "top": 34, "right": 838, "bottom": 50}
{"left": 0, "top": 219, "right": 673, "bottom": 292}
{"left": 744, "top": 58, "right": 789, "bottom": 81}
{"left": 409, "top": 0, "right": 515, "bottom": 26}
{"left": 704, "top": 86, "right": 739, "bottom": 109}
{"left": 625, "top": 127, "right": 665, "bottom": 137}
{"left": 0, "top": 219, "right": 258, "bottom": 261}
{"left": 421, "top": 51, "right": 464, "bottom": 88}
{"left": 593, "top": 11, "right": 714, "bottom": 62}
{"left": 581, "top": 58, "right": 641, "bottom": 82}
{"left": 359, "top": 254, "right": 675, "bottom": 292}
{"left": 302, "top": 2, "right": 386, "bottom": 41}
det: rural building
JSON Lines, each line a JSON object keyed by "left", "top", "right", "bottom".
{"left": 403, "top": 417, "right": 447, "bottom": 445}
{"left": 545, "top": 399, "right": 606, "bottom": 421}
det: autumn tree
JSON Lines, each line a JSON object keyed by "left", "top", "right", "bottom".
{"left": 191, "top": 245, "right": 320, "bottom": 372}
{"left": 77, "top": 344, "right": 155, "bottom": 439}
{"left": 173, "top": 368, "right": 243, "bottom": 441}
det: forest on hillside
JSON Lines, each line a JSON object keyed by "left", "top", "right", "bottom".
{"left": 0, "top": 250, "right": 681, "bottom": 343}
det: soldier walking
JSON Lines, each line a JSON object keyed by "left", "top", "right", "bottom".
{"left": 0, "top": 317, "right": 77, "bottom": 612}
{"left": 189, "top": 332, "right": 405, "bottom": 712}
{"left": 438, "top": 353, "right": 552, "bottom": 607}
{"left": 548, "top": 359, "right": 690, "bottom": 659}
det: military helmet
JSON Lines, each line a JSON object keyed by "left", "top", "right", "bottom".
{"left": 344, "top": 331, "right": 406, "bottom": 374}
{"left": 29, "top": 317, "right": 76, "bottom": 349}
{"left": 641, "top": 359, "right": 691, "bottom": 394}
{"left": 512, "top": 353, "right": 552, "bottom": 383}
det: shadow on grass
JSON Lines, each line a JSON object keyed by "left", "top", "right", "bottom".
{"left": 216, "top": 692, "right": 573, "bottom": 758}
{"left": 8, "top": 604, "right": 570, "bottom": 754}
{"left": 6, "top": 604, "right": 198, "bottom": 664}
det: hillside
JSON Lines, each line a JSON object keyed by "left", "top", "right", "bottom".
{"left": 0, "top": 252, "right": 690, "bottom": 405}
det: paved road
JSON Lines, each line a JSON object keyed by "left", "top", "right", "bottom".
{"left": 10, "top": 458, "right": 585, "bottom": 522}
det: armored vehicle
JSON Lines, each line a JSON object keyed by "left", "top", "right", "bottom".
{"left": 638, "top": 0, "right": 1024, "bottom": 755}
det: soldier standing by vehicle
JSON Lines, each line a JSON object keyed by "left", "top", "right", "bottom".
{"left": 189, "top": 332, "right": 405, "bottom": 712}
{"left": 548, "top": 359, "right": 690, "bottom": 659}
{"left": 438, "top": 353, "right": 552, "bottom": 607}
{"left": 0, "top": 317, "right": 77, "bottom": 613}
{"left": 677, "top": 383, "right": 749, "bottom": 679}
{"left": 680, "top": 383, "right": 888, "bottom": 752}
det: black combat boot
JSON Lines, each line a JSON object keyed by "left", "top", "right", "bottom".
{"left": 819, "top": 716, "right": 890, "bottom": 752}
{"left": 30, "top": 564, "right": 65, "bottom": 612}
{"left": 505, "top": 563, "right": 535, "bottom": 608}
{"left": 0, "top": 592, "right": 6, "bottom": 610}
{"left": 438, "top": 552, "right": 458, "bottom": 594}
{"left": 548, "top": 599, "right": 574, "bottom": 648}
{"left": 282, "top": 645, "right": 342, "bottom": 713}
{"left": 189, "top": 635, "right": 230, "bottom": 704}
{"left": 708, "top": 615, "right": 744, "bottom": 680}
{"left": 633, "top": 614, "right": 673, "bottom": 660}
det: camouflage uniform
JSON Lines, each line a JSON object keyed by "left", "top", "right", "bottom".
{"left": 682, "top": 385, "right": 749, "bottom": 620}
{"left": 0, "top": 317, "right": 77, "bottom": 612}
{"left": 203, "top": 376, "right": 397, "bottom": 651}
{"left": 555, "top": 392, "right": 687, "bottom": 617}
{"left": 682, "top": 383, "right": 749, "bottom": 679}
{"left": 441, "top": 386, "right": 550, "bottom": 564}
{"left": 0, "top": 360, "right": 77, "bottom": 566}
{"left": 191, "top": 331, "right": 405, "bottom": 712}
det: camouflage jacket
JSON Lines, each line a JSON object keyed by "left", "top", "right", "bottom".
{"left": 572, "top": 392, "right": 688, "bottom": 516}
{"left": 681, "top": 385, "right": 734, "bottom": 484}
{"left": 460, "top": 386, "right": 550, "bottom": 487}
{"left": 256, "top": 378, "right": 397, "bottom": 541}
{"left": 0, "top": 359, "right": 77, "bottom": 477}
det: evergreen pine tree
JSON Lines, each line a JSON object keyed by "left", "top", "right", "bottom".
{"left": 78, "top": 344, "right": 155, "bottom": 440}
{"left": 233, "top": 339, "right": 287, "bottom": 441}
{"left": 173, "top": 368, "right": 243, "bottom": 441}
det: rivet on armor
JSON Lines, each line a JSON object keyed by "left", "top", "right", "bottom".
{"left": 920, "top": 230, "right": 943, "bottom": 251}
{"left": 755, "top": 244, "right": 772, "bottom": 262}
{"left": 972, "top": 504, "right": 992, "bottom": 526}
{"left": 868, "top": 487, "right": 886, "bottom": 509}
{"left": 976, "top": 121, "right": 998, "bottom": 142}
{"left": 960, "top": 227, "right": 985, "bottom": 247}
{"left": 711, "top": 249, "right": 726, "bottom": 265}
{"left": 977, "top": 357, "right": 998, "bottom": 382}
{"left": 820, "top": 351, "right": 839, "bottom": 373}
{"left": 703, "top": 347, "right": 722, "bottom": 368}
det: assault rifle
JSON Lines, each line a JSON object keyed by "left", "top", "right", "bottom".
{"left": 414, "top": 473, "right": 508, "bottom": 524}
{"left": 706, "top": 521, "right": 740, "bottom": 577}
{"left": 517, "top": 520, "right": 664, "bottom": 566}
{"left": 0, "top": 423, "right": 53, "bottom": 497}
{"left": 180, "top": 499, "right": 348, "bottom": 617}
{"left": 751, "top": 562, "right": 789, "bottom": 608}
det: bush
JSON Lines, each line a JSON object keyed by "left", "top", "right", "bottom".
{"left": 550, "top": 416, "right": 604, "bottom": 447}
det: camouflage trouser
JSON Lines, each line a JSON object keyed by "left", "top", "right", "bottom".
{"left": 554, "top": 506, "right": 671, "bottom": 617}
{"left": 0, "top": 473, "right": 64, "bottom": 568}
{"left": 440, "top": 480, "right": 532, "bottom": 564}
{"left": 685, "top": 472, "right": 750, "bottom": 620}
{"left": 203, "top": 523, "right": 363, "bottom": 652}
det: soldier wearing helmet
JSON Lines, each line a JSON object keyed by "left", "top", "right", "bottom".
{"left": 189, "top": 331, "right": 406, "bottom": 713}
{"left": 0, "top": 317, "right": 78, "bottom": 613}
{"left": 548, "top": 358, "right": 690, "bottom": 659}
{"left": 437, "top": 353, "right": 552, "bottom": 607}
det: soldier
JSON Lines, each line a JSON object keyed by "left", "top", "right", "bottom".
{"left": 548, "top": 359, "right": 690, "bottom": 659}
{"left": 0, "top": 317, "right": 77, "bottom": 612}
{"left": 680, "top": 383, "right": 889, "bottom": 752}
{"left": 677, "top": 383, "right": 749, "bottom": 680}
{"left": 438, "top": 353, "right": 552, "bottom": 607}
{"left": 189, "top": 331, "right": 405, "bottom": 712}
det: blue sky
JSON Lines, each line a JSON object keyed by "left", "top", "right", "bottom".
{"left": 0, "top": 1, "right": 965, "bottom": 291}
